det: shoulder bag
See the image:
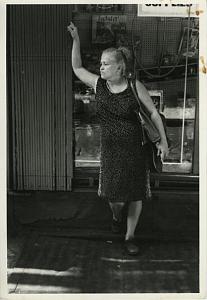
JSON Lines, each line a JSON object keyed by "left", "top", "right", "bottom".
{"left": 129, "top": 79, "right": 163, "bottom": 173}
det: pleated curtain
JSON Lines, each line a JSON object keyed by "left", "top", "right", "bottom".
{"left": 8, "top": 5, "right": 73, "bottom": 190}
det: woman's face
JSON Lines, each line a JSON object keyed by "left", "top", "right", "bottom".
{"left": 100, "top": 52, "right": 122, "bottom": 80}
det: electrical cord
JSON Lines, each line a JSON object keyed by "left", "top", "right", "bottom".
{"left": 130, "top": 13, "right": 138, "bottom": 77}
{"left": 158, "top": 17, "right": 167, "bottom": 69}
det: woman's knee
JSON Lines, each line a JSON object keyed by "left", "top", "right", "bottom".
{"left": 109, "top": 202, "right": 125, "bottom": 219}
{"left": 128, "top": 200, "right": 142, "bottom": 213}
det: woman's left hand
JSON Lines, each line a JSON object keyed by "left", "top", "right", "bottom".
{"left": 156, "top": 141, "right": 169, "bottom": 161}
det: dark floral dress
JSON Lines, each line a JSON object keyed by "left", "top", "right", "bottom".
{"left": 96, "top": 77, "right": 150, "bottom": 203}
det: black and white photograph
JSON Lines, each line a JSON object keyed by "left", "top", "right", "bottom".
{"left": 1, "top": 0, "right": 207, "bottom": 298}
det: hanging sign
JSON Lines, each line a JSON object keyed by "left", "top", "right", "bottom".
{"left": 137, "top": 4, "right": 199, "bottom": 17}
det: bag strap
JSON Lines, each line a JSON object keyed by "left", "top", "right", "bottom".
{"left": 129, "top": 79, "right": 141, "bottom": 110}
{"left": 129, "top": 79, "right": 147, "bottom": 145}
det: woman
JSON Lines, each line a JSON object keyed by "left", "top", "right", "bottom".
{"left": 68, "top": 22, "right": 168, "bottom": 255}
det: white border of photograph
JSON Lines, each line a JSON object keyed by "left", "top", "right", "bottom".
{"left": 0, "top": 0, "right": 207, "bottom": 300}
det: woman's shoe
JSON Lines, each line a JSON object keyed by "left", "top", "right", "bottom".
{"left": 111, "top": 218, "right": 122, "bottom": 233}
{"left": 124, "top": 239, "right": 139, "bottom": 255}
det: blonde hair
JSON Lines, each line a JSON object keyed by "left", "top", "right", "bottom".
{"left": 102, "top": 47, "right": 132, "bottom": 77}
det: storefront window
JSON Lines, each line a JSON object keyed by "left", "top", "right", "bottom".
{"left": 72, "top": 6, "right": 198, "bottom": 174}
{"left": 73, "top": 81, "right": 197, "bottom": 173}
{"left": 74, "top": 83, "right": 100, "bottom": 167}
{"left": 163, "top": 97, "right": 196, "bottom": 173}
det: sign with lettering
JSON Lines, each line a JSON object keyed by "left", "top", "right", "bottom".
{"left": 92, "top": 15, "right": 127, "bottom": 44}
{"left": 137, "top": 4, "right": 199, "bottom": 17}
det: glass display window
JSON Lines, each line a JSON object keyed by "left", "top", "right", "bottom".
{"left": 74, "top": 82, "right": 100, "bottom": 167}
{"left": 72, "top": 7, "right": 199, "bottom": 174}
{"left": 73, "top": 80, "right": 197, "bottom": 173}
{"left": 163, "top": 96, "right": 196, "bottom": 173}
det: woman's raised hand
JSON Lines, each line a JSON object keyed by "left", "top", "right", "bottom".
{"left": 67, "top": 22, "right": 79, "bottom": 40}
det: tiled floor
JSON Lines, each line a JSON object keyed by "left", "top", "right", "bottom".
{"left": 7, "top": 232, "right": 199, "bottom": 294}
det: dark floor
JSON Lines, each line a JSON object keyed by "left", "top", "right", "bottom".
{"left": 7, "top": 188, "right": 199, "bottom": 294}
{"left": 7, "top": 230, "right": 199, "bottom": 294}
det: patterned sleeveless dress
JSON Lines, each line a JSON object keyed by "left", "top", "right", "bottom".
{"left": 96, "top": 77, "right": 149, "bottom": 203}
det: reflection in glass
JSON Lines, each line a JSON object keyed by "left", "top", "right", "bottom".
{"left": 163, "top": 97, "right": 196, "bottom": 173}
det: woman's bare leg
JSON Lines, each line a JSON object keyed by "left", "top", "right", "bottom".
{"left": 109, "top": 202, "right": 125, "bottom": 233}
{"left": 109, "top": 202, "right": 125, "bottom": 221}
{"left": 125, "top": 200, "right": 142, "bottom": 241}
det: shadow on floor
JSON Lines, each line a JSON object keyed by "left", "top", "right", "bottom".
{"left": 7, "top": 231, "right": 199, "bottom": 294}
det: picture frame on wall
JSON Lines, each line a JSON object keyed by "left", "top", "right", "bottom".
{"left": 148, "top": 90, "right": 164, "bottom": 112}
{"left": 92, "top": 14, "right": 127, "bottom": 45}
{"left": 179, "top": 27, "right": 199, "bottom": 58}
{"left": 73, "top": 4, "right": 124, "bottom": 13}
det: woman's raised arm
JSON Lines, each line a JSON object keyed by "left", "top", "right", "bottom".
{"left": 67, "top": 22, "right": 99, "bottom": 90}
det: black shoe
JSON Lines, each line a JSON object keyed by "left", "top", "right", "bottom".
{"left": 124, "top": 239, "right": 139, "bottom": 256}
{"left": 111, "top": 218, "right": 122, "bottom": 234}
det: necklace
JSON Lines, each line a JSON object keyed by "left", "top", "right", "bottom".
{"left": 106, "top": 81, "right": 113, "bottom": 92}
{"left": 106, "top": 80, "right": 128, "bottom": 93}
